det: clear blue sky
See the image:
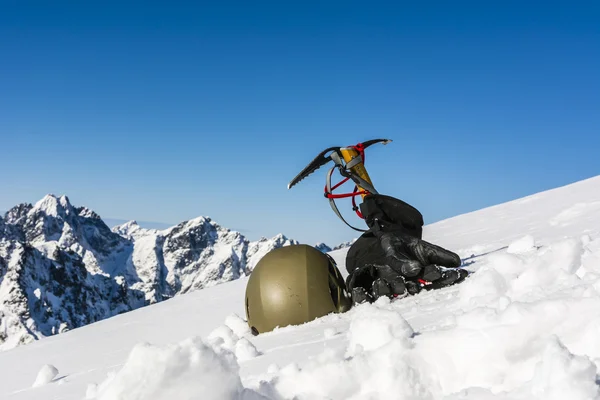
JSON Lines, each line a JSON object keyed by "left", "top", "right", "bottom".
{"left": 1, "top": 1, "right": 599, "bottom": 246}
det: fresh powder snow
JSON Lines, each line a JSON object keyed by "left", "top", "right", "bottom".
{"left": 1, "top": 176, "right": 600, "bottom": 399}
{"left": 31, "top": 364, "right": 59, "bottom": 388}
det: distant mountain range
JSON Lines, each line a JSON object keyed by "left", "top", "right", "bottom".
{"left": 0, "top": 194, "right": 354, "bottom": 351}
{"left": 103, "top": 218, "right": 175, "bottom": 231}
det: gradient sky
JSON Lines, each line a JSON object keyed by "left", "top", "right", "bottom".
{"left": 1, "top": 1, "right": 599, "bottom": 246}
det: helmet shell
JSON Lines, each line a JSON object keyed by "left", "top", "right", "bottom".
{"left": 245, "top": 244, "right": 350, "bottom": 335}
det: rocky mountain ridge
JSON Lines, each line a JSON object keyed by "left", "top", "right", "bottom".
{"left": 0, "top": 194, "right": 354, "bottom": 351}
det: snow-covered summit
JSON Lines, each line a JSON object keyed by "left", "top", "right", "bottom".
{"left": 111, "top": 219, "right": 142, "bottom": 237}
{"left": 111, "top": 220, "right": 160, "bottom": 241}
{"left": 4, "top": 202, "right": 33, "bottom": 226}
{"left": 30, "top": 194, "right": 72, "bottom": 218}
{"left": 0, "top": 194, "right": 142, "bottom": 350}
{"left": 76, "top": 206, "right": 103, "bottom": 220}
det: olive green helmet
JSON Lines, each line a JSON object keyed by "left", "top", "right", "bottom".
{"left": 245, "top": 244, "right": 352, "bottom": 335}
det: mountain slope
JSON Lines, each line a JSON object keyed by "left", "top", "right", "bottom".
{"left": 0, "top": 196, "right": 145, "bottom": 351}
{"left": 0, "top": 196, "right": 308, "bottom": 351}
{"left": 2, "top": 175, "right": 600, "bottom": 399}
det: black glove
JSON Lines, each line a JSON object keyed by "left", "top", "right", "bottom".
{"left": 376, "top": 228, "right": 462, "bottom": 278}
{"left": 346, "top": 228, "right": 466, "bottom": 304}
{"left": 345, "top": 194, "right": 467, "bottom": 304}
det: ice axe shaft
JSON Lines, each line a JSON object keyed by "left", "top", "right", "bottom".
{"left": 339, "top": 146, "right": 375, "bottom": 199}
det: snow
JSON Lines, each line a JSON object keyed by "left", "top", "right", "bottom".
{"left": 235, "top": 338, "right": 260, "bottom": 362}
{"left": 246, "top": 234, "right": 299, "bottom": 271}
{"left": 346, "top": 299, "right": 414, "bottom": 353}
{"left": 507, "top": 235, "right": 536, "bottom": 254}
{"left": 32, "top": 364, "right": 59, "bottom": 387}
{"left": 323, "top": 327, "right": 338, "bottom": 339}
{"left": 91, "top": 337, "right": 260, "bottom": 400}
{"left": 225, "top": 313, "right": 253, "bottom": 338}
{"left": 2, "top": 175, "right": 600, "bottom": 399}
{"left": 111, "top": 220, "right": 157, "bottom": 241}
{"left": 30, "top": 195, "right": 62, "bottom": 218}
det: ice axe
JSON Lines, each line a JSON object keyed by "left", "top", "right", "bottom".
{"left": 287, "top": 139, "right": 392, "bottom": 231}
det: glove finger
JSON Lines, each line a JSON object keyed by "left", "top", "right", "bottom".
{"left": 369, "top": 264, "right": 408, "bottom": 296}
{"left": 370, "top": 263, "right": 401, "bottom": 281}
{"left": 351, "top": 286, "right": 374, "bottom": 304}
{"left": 346, "top": 264, "right": 377, "bottom": 291}
{"left": 388, "top": 278, "right": 407, "bottom": 297}
{"left": 421, "top": 264, "right": 443, "bottom": 282}
{"left": 388, "top": 257, "right": 423, "bottom": 278}
{"left": 378, "top": 231, "right": 411, "bottom": 260}
{"left": 372, "top": 278, "right": 392, "bottom": 299}
{"left": 379, "top": 273, "right": 407, "bottom": 297}
{"left": 406, "top": 238, "right": 462, "bottom": 268}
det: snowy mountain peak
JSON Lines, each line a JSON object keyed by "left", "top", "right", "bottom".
{"left": 4, "top": 203, "right": 33, "bottom": 225}
{"left": 30, "top": 194, "right": 73, "bottom": 218}
{"left": 273, "top": 232, "right": 291, "bottom": 241}
{"left": 245, "top": 233, "right": 300, "bottom": 271}
{"left": 315, "top": 242, "right": 332, "bottom": 253}
{"left": 177, "top": 216, "right": 212, "bottom": 230}
{"left": 333, "top": 238, "right": 358, "bottom": 250}
{"left": 76, "top": 206, "right": 102, "bottom": 220}
{"left": 186, "top": 216, "right": 208, "bottom": 224}
{"left": 123, "top": 220, "right": 140, "bottom": 229}
{"left": 111, "top": 220, "right": 151, "bottom": 240}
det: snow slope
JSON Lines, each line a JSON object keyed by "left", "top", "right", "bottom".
{"left": 2, "top": 176, "right": 600, "bottom": 399}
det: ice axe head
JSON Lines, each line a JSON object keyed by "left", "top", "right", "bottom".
{"left": 287, "top": 139, "right": 392, "bottom": 196}
{"left": 287, "top": 139, "right": 392, "bottom": 231}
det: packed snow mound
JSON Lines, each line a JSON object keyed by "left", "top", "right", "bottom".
{"left": 32, "top": 364, "right": 59, "bottom": 388}
{"left": 89, "top": 337, "right": 265, "bottom": 400}
{"left": 88, "top": 235, "right": 600, "bottom": 400}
